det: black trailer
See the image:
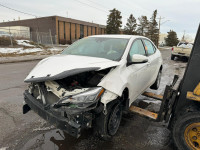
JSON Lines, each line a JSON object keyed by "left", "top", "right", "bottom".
{"left": 130, "top": 24, "right": 200, "bottom": 150}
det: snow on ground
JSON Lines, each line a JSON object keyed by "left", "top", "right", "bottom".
{"left": 0, "top": 40, "right": 64, "bottom": 55}
{"left": 49, "top": 47, "right": 65, "bottom": 51}
{"left": 16, "top": 40, "right": 35, "bottom": 47}
{"left": 0, "top": 147, "right": 9, "bottom": 150}
{"left": 0, "top": 47, "right": 42, "bottom": 54}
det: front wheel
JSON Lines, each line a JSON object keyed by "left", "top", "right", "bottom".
{"left": 95, "top": 101, "right": 122, "bottom": 140}
{"left": 173, "top": 112, "right": 200, "bottom": 150}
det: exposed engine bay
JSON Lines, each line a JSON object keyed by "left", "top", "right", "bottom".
{"left": 27, "top": 68, "right": 112, "bottom": 112}
{"left": 23, "top": 67, "right": 119, "bottom": 137}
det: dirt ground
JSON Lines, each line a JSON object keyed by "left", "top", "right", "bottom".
{"left": 0, "top": 48, "right": 187, "bottom": 150}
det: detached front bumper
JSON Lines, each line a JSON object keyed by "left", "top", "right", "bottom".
{"left": 23, "top": 90, "right": 87, "bottom": 138}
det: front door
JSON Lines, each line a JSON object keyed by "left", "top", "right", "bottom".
{"left": 126, "top": 39, "right": 150, "bottom": 104}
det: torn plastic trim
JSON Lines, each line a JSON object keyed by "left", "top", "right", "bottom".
{"left": 101, "top": 90, "right": 118, "bottom": 105}
{"left": 45, "top": 81, "right": 89, "bottom": 99}
{"left": 24, "top": 67, "right": 100, "bottom": 83}
{"left": 100, "top": 90, "right": 118, "bottom": 114}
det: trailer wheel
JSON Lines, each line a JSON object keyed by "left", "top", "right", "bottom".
{"left": 95, "top": 100, "right": 122, "bottom": 140}
{"left": 173, "top": 112, "right": 200, "bottom": 150}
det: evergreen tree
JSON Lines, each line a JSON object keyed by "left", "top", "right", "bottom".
{"left": 137, "top": 16, "right": 149, "bottom": 36}
{"left": 106, "top": 8, "right": 122, "bottom": 34}
{"left": 148, "top": 10, "right": 159, "bottom": 45}
{"left": 165, "top": 30, "right": 179, "bottom": 46}
{"left": 124, "top": 14, "right": 137, "bottom": 35}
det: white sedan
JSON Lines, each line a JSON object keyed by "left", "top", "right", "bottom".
{"left": 23, "top": 35, "right": 163, "bottom": 139}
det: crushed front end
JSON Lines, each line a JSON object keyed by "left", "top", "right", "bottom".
{"left": 23, "top": 69, "right": 109, "bottom": 138}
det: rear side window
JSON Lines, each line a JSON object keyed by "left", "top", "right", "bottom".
{"left": 143, "top": 39, "right": 155, "bottom": 55}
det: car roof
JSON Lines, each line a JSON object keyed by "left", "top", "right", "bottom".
{"left": 89, "top": 34, "right": 144, "bottom": 39}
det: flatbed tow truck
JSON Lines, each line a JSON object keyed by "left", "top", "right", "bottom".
{"left": 130, "top": 24, "right": 200, "bottom": 150}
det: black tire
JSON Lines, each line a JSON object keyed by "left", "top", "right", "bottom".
{"left": 171, "top": 54, "right": 175, "bottom": 60}
{"left": 95, "top": 100, "right": 122, "bottom": 140}
{"left": 173, "top": 112, "right": 200, "bottom": 150}
{"left": 182, "top": 56, "right": 189, "bottom": 62}
{"left": 150, "top": 70, "right": 162, "bottom": 90}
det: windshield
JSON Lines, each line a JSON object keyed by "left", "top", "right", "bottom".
{"left": 62, "top": 37, "right": 129, "bottom": 61}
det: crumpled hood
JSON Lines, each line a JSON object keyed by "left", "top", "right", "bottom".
{"left": 24, "top": 54, "right": 120, "bottom": 82}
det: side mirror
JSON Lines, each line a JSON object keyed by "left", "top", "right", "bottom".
{"left": 131, "top": 54, "right": 148, "bottom": 63}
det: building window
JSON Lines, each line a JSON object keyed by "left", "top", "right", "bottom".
{"left": 58, "top": 21, "right": 60, "bottom": 42}
{"left": 64, "top": 22, "right": 66, "bottom": 39}
{"left": 80, "top": 24, "right": 84, "bottom": 38}
{"left": 87, "top": 26, "right": 88, "bottom": 36}
{"left": 75, "top": 24, "right": 77, "bottom": 39}
{"left": 70, "top": 23, "right": 71, "bottom": 41}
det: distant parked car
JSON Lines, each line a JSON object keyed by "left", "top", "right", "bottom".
{"left": 0, "top": 31, "right": 11, "bottom": 37}
{"left": 171, "top": 42, "right": 193, "bottom": 60}
{"left": 23, "top": 35, "right": 163, "bottom": 139}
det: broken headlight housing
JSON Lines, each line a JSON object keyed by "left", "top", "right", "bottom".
{"left": 54, "top": 87, "right": 104, "bottom": 108}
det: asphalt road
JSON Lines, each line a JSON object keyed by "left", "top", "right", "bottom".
{"left": 0, "top": 49, "right": 187, "bottom": 150}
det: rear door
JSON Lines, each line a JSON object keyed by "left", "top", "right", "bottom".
{"left": 143, "top": 39, "right": 160, "bottom": 85}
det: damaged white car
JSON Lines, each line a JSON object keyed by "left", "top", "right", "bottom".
{"left": 23, "top": 35, "right": 163, "bottom": 139}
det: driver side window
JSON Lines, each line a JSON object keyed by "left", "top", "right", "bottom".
{"left": 129, "top": 39, "right": 146, "bottom": 61}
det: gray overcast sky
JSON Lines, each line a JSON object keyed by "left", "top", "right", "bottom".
{"left": 0, "top": 0, "right": 199, "bottom": 40}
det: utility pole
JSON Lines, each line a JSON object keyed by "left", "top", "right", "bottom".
{"left": 157, "top": 16, "right": 169, "bottom": 47}
{"left": 182, "top": 30, "right": 185, "bottom": 41}
{"left": 66, "top": 11, "right": 68, "bottom": 18}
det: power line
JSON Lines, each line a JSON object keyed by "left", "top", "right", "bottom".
{"left": 85, "top": 0, "right": 129, "bottom": 17}
{"left": 86, "top": 0, "right": 110, "bottom": 10}
{"left": 73, "top": 0, "right": 108, "bottom": 14}
{"left": 0, "top": 3, "right": 38, "bottom": 17}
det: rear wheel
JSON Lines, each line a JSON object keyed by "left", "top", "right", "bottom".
{"left": 171, "top": 54, "right": 175, "bottom": 60}
{"left": 150, "top": 70, "right": 162, "bottom": 90}
{"left": 173, "top": 112, "right": 200, "bottom": 150}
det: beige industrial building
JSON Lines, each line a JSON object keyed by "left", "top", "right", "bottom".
{"left": 0, "top": 16, "right": 106, "bottom": 44}
{"left": 159, "top": 33, "right": 168, "bottom": 46}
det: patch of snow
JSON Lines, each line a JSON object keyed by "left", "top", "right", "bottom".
{"left": 178, "top": 43, "right": 193, "bottom": 48}
{"left": 163, "top": 47, "right": 172, "bottom": 50}
{"left": 49, "top": 47, "right": 63, "bottom": 51}
{"left": 33, "top": 125, "right": 55, "bottom": 131}
{"left": 143, "top": 99, "right": 161, "bottom": 104}
{"left": 16, "top": 40, "right": 34, "bottom": 47}
{"left": 0, "top": 48, "right": 22, "bottom": 53}
{"left": 0, "top": 147, "right": 9, "bottom": 150}
{"left": 18, "top": 48, "right": 42, "bottom": 53}
{"left": 0, "top": 48, "right": 42, "bottom": 54}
